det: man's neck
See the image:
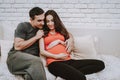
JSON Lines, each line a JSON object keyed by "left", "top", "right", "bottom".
{"left": 30, "top": 21, "right": 36, "bottom": 28}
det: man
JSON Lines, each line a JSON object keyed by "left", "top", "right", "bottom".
{"left": 7, "top": 7, "right": 46, "bottom": 80}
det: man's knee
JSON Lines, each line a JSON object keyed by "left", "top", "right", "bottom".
{"left": 31, "top": 57, "right": 43, "bottom": 64}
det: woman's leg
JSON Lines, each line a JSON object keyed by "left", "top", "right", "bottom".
{"left": 48, "top": 61, "right": 86, "bottom": 80}
{"left": 69, "top": 59, "right": 105, "bottom": 75}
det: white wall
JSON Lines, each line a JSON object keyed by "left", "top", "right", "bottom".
{"left": 0, "top": 0, "right": 120, "bottom": 30}
{"left": 0, "top": 0, "right": 120, "bottom": 58}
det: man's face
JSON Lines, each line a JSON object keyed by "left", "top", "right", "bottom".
{"left": 31, "top": 13, "right": 45, "bottom": 29}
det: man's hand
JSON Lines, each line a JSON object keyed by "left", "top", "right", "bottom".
{"left": 65, "top": 33, "right": 74, "bottom": 53}
{"left": 35, "top": 30, "right": 44, "bottom": 40}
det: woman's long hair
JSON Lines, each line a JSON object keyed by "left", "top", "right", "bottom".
{"left": 43, "top": 10, "right": 69, "bottom": 40}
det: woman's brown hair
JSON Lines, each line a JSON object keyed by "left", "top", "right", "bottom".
{"left": 43, "top": 10, "right": 69, "bottom": 40}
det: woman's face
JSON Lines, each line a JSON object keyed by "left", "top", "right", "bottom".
{"left": 46, "top": 15, "right": 55, "bottom": 30}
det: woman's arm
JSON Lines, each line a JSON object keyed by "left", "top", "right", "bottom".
{"left": 39, "top": 38, "right": 68, "bottom": 60}
{"left": 46, "top": 39, "right": 65, "bottom": 49}
{"left": 46, "top": 33, "right": 74, "bottom": 53}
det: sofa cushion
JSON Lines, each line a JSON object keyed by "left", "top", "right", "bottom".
{"left": 1, "top": 38, "right": 120, "bottom": 80}
{"left": 71, "top": 35, "right": 98, "bottom": 59}
{"left": 0, "top": 35, "right": 97, "bottom": 62}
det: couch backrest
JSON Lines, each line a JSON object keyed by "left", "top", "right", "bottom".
{"left": 67, "top": 27, "right": 120, "bottom": 58}
{"left": 0, "top": 26, "right": 120, "bottom": 58}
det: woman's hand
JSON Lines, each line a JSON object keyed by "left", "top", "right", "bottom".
{"left": 47, "top": 39, "right": 65, "bottom": 49}
{"left": 55, "top": 53, "right": 68, "bottom": 60}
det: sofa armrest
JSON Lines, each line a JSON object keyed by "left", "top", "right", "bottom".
{"left": 0, "top": 40, "right": 13, "bottom": 63}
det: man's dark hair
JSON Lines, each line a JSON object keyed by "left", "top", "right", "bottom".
{"left": 29, "top": 7, "right": 44, "bottom": 20}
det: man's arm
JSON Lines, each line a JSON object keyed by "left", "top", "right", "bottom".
{"left": 14, "top": 30, "right": 43, "bottom": 50}
{"left": 65, "top": 33, "right": 74, "bottom": 53}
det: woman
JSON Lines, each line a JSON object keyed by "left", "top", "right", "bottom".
{"left": 39, "top": 10, "right": 105, "bottom": 80}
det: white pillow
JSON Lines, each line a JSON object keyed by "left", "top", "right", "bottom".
{"left": 0, "top": 40, "right": 13, "bottom": 63}
{"left": 71, "top": 35, "right": 97, "bottom": 59}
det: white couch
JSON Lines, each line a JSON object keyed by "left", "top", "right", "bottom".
{"left": 0, "top": 27, "right": 120, "bottom": 80}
